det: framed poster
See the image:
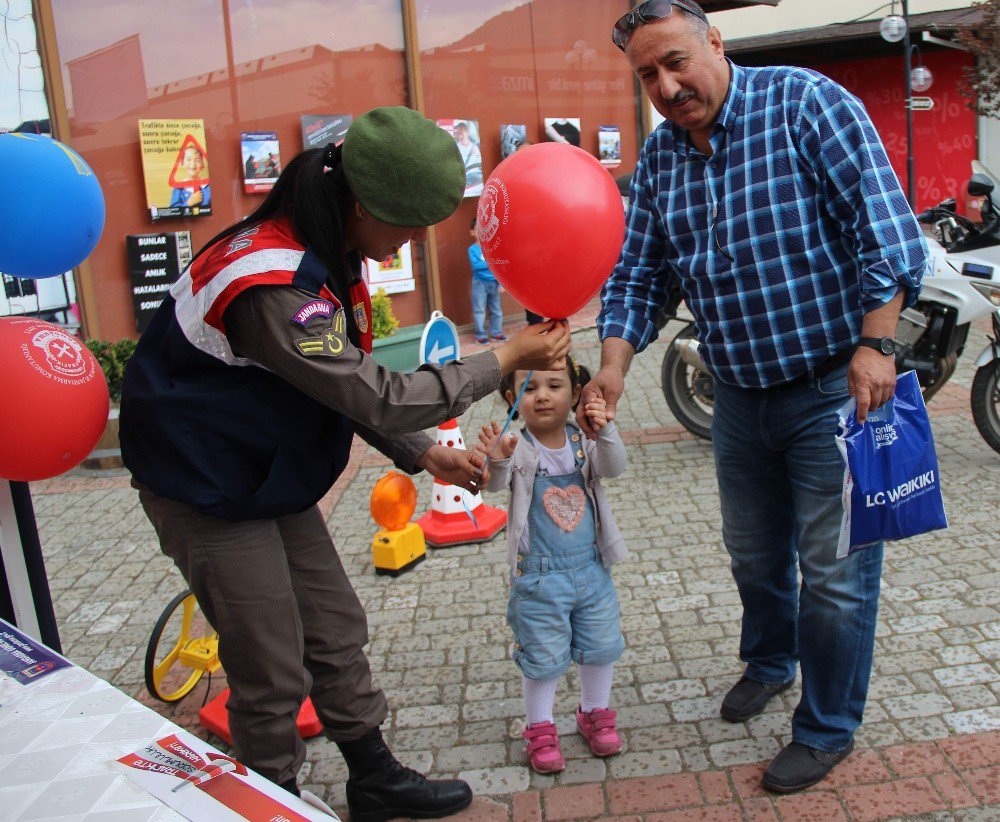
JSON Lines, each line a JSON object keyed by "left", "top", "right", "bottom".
{"left": 364, "top": 241, "right": 415, "bottom": 295}
{"left": 300, "top": 114, "right": 352, "bottom": 150}
{"left": 599, "top": 125, "right": 622, "bottom": 167}
{"left": 500, "top": 124, "right": 528, "bottom": 159}
{"left": 241, "top": 131, "right": 281, "bottom": 194}
{"left": 544, "top": 117, "right": 581, "bottom": 147}
{"left": 139, "top": 119, "right": 211, "bottom": 220}
{"left": 437, "top": 118, "right": 482, "bottom": 197}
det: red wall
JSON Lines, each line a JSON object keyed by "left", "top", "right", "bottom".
{"left": 814, "top": 51, "right": 977, "bottom": 214}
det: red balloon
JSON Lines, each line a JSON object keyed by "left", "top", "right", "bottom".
{"left": 0, "top": 318, "right": 109, "bottom": 481}
{"left": 476, "top": 143, "right": 625, "bottom": 319}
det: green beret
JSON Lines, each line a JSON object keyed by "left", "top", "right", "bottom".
{"left": 343, "top": 107, "right": 466, "bottom": 227}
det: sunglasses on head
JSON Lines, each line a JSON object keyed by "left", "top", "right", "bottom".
{"left": 612, "top": 0, "right": 709, "bottom": 50}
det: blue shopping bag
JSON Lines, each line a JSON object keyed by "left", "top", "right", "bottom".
{"left": 836, "top": 370, "right": 948, "bottom": 558}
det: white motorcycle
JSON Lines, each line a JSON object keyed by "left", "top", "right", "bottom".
{"left": 659, "top": 163, "right": 1000, "bottom": 454}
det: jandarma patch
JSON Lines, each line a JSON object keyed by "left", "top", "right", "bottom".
{"left": 290, "top": 299, "right": 336, "bottom": 326}
{"left": 295, "top": 309, "right": 347, "bottom": 358}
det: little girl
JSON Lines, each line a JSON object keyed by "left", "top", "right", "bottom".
{"left": 478, "top": 356, "right": 628, "bottom": 774}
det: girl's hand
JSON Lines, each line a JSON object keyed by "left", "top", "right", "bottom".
{"left": 585, "top": 397, "right": 608, "bottom": 430}
{"left": 478, "top": 421, "right": 518, "bottom": 459}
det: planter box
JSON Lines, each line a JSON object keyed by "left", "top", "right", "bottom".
{"left": 81, "top": 406, "right": 124, "bottom": 471}
{"left": 372, "top": 324, "right": 423, "bottom": 372}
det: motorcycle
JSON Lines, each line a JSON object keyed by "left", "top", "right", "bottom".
{"left": 659, "top": 163, "right": 1000, "bottom": 454}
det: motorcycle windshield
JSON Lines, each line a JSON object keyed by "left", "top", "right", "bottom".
{"left": 972, "top": 160, "right": 1000, "bottom": 215}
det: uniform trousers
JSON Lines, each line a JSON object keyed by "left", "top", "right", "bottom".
{"left": 139, "top": 488, "right": 388, "bottom": 784}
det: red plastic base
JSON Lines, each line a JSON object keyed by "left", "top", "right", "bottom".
{"left": 416, "top": 504, "right": 507, "bottom": 547}
{"left": 198, "top": 688, "right": 323, "bottom": 744}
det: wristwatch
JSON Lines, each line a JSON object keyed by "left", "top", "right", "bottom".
{"left": 858, "top": 336, "right": 896, "bottom": 356}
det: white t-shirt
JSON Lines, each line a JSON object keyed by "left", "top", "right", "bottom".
{"left": 517, "top": 434, "right": 576, "bottom": 555}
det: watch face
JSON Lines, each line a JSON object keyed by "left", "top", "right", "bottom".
{"left": 880, "top": 338, "right": 895, "bottom": 355}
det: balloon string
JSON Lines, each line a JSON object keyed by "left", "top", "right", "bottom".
{"left": 463, "top": 368, "right": 533, "bottom": 527}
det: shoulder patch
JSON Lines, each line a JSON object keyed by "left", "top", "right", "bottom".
{"left": 291, "top": 299, "right": 337, "bottom": 327}
{"left": 294, "top": 307, "right": 348, "bottom": 358}
{"left": 353, "top": 301, "right": 369, "bottom": 334}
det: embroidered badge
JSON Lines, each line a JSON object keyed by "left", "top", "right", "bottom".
{"left": 295, "top": 308, "right": 347, "bottom": 358}
{"left": 353, "top": 302, "right": 369, "bottom": 334}
{"left": 291, "top": 299, "right": 336, "bottom": 327}
{"left": 542, "top": 485, "right": 586, "bottom": 532}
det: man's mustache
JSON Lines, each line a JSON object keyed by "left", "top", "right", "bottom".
{"left": 667, "top": 90, "right": 696, "bottom": 107}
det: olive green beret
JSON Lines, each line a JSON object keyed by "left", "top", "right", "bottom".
{"left": 343, "top": 107, "right": 466, "bottom": 227}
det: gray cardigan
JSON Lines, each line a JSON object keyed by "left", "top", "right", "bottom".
{"left": 485, "top": 421, "right": 628, "bottom": 569}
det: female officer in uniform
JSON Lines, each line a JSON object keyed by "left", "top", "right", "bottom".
{"left": 120, "top": 106, "right": 569, "bottom": 821}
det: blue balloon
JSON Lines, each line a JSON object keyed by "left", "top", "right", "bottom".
{"left": 0, "top": 133, "right": 105, "bottom": 279}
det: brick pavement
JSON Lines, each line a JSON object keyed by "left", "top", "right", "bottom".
{"left": 27, "top": 303, "right": 1000, "bottom": 820}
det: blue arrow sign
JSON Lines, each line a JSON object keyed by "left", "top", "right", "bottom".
{"left": 420, "top": 311, "right": 461, "bottom": 366}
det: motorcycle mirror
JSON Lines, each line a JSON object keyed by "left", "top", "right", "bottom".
{"left": 968, "top": 173, "right": 995, "bottom": 198}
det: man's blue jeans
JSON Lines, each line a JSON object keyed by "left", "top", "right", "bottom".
{"left": 471, "top": 278, "right": 503, "bottom": 339}
{"left": 711, "top": 363, "right": 883, "bottom": 752}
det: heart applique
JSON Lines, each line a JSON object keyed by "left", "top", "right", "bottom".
{"left": 542, "top": 485, "right": 586, "bottom": 532}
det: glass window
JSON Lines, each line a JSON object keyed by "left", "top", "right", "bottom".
{"left": 416, "top": 0, "right": 639, "bottom": 326}
{"left": 49, "top": 0, "right": 411, "bottom": 337}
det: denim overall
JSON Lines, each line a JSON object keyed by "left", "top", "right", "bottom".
{"left": 507, "top": 427, "right": 624, "bottom": 680}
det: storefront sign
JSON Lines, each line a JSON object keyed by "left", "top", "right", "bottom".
{"left": 126, "top": 232, "right": 192, "bottom": 332}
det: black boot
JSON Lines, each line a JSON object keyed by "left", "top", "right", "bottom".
{"left": 337, "top": 727, "right": 472, "bottom": 822}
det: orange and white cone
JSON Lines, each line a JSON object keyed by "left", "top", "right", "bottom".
{"left": 416, "top": 418, "right": 507, "bottom": 546}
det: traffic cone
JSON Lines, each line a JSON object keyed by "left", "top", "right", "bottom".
{"left": 417, "top": 418, "right": 507, "bottom": 546}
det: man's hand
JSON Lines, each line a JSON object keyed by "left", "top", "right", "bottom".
{"left": 848, "top": 347, "right": 897, "bottom": 423}
{"left": 577, "top": 365, "right": 625, "bottom": 438}
{"left": 477, "top": 421, "right": 518, "bottom": 460}
{"left": 416, "top": 445, "right": 486, "bottom": 493}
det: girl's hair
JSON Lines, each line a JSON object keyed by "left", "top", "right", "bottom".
{"left": 498, "top": 354, "right": 591, "bottom": 420}
{"left": 188, "top": 144, "right": 362, "bottom": 345}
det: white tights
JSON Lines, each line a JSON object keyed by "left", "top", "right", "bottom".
{"left": 523, "top": 663, "right": 615, "bottom": 726}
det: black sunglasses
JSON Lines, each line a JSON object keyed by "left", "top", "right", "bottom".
{"left": 612, "top": 0, "right": 709, "bottom": 50}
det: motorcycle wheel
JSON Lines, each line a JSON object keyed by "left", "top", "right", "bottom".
{"left": 661, "top": 325, "right": 714, "bottom": 441}
{"left": 971, "top": 362, "right": 1000, "bottom": 456}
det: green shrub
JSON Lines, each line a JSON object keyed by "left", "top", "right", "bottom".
{"left": 85, "top": 338, "right": 137, "bottom": 403}
{"left": 371, "top": 287, "right": 399, "bottom": 340}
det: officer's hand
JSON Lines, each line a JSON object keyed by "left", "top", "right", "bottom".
{"left": 494, "top": 320, "right": 570, "bottom": 375}
{"left": 417, "top": 445, "right": 486, "bottom": 493}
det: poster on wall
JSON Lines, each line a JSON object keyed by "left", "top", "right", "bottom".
{"left": 544, "top": 117, "right": 581, "bottom": 147}
{"left": 126, "top": 231, "right": 192, "bottom": 332}
{"left": 598, "top": 125, "right": 621, "bottom": 167}
{"left": 139, "top": 119, "right": 211, "bottom": 220}
{"left": 437, "top": 118, "right": 482, "bottom": 197}
{"left": 364, "top": 241, "right": 415, "bottom": 295}
{"left": 500, "top": 124, "right": 528, "bottom": 159}
{"left": 300, "top": 114, "right": 352, "bottom": 150}
{"left": 241, "top": 131, "right": 281, "bottom": 194}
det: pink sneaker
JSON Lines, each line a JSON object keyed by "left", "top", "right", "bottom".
{"left": 576, "top": 707, "right": 622, "bottom": 756}
{"left": 523, "top": 721, "right": 565, "bottom": 773}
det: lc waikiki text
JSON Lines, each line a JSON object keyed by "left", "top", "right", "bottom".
{"left": 865, "top": 470, "right": 937, "bottom": 507}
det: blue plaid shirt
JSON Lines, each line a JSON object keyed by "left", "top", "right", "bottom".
{"left": 598, "top": 61, "right": 928, "bottom": 388}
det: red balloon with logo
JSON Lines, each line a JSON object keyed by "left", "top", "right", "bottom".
{"left": 0, "top": 318, "right": 109, "bottom": 481}
{"left": 476, "top": 142, "right": 625, "bottom": 319}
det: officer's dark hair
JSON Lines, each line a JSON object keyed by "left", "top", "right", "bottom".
{"left": 498, "top": 354, "right": 591, "bottom": 420}
{"left": 189, "top": 144, "right": 361, "bottom": 345}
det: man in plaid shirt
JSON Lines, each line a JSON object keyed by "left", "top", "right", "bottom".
{"left": 580, "top": 0, "right": 928, "bottom": 793}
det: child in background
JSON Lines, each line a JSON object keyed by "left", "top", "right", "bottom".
{"left": 478, "top": 356, "right": 628, "bottom": 773}
{"left": 468, "top": 217, "right": 506, "bottom": 344}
